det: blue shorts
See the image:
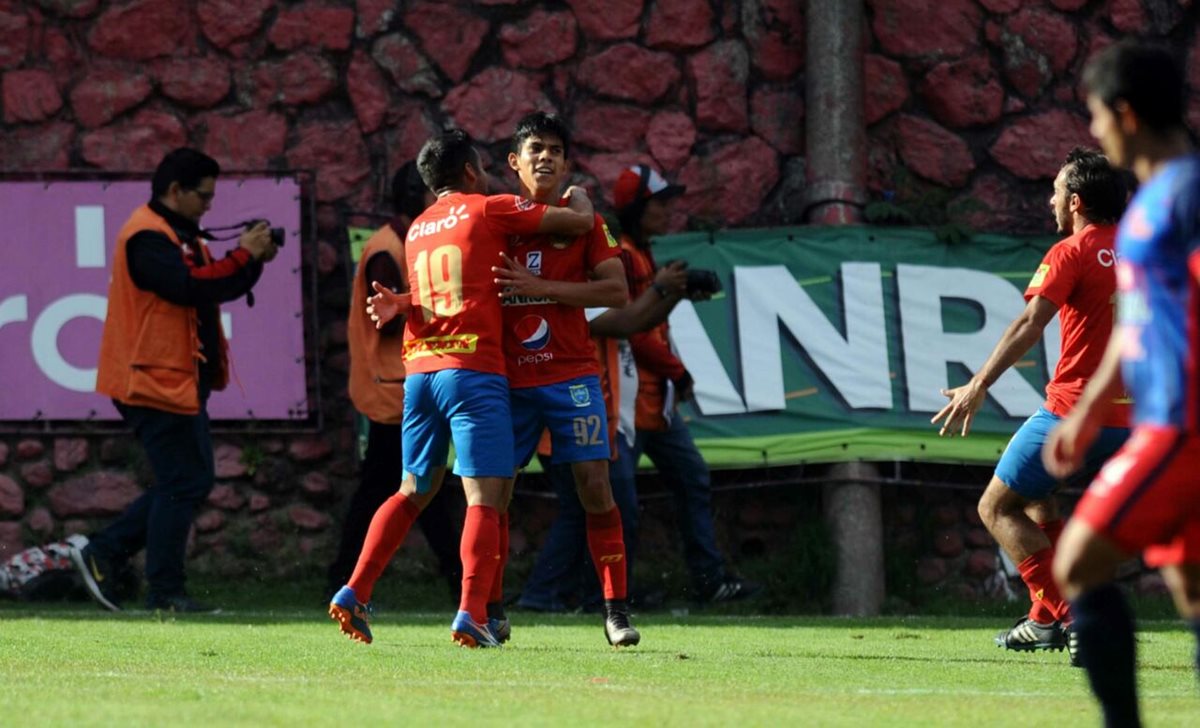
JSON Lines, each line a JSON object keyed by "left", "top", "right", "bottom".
{"left": 994, "top": 406, "right": 1129, "bottom": 500}
{"left": 511, "top": 375, "right": 610, "bottom": 468}
{"left": 402, "top": 369, "right": 514, "bottom": 492}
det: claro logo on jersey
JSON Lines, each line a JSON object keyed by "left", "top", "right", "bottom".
{"left": 515, "top": 315, "right": 554, "bottom": 366}
{"left": 407, "top": 204, "right": 470, "bottom": 242}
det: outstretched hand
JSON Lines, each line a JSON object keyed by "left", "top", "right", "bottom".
{"left": 930, "top": 379, "right": 987, "bottom": 437}
{"left": 366, "top": 281, "right": 411, "bottom": 329}
{"left": 492, "top": 252, "right": 549, "bottom": 300}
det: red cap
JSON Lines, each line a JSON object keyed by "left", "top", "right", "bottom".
{"left": 612, "top": 164, "right": 686, "bottom": 212}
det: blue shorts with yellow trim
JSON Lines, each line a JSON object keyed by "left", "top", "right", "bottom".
{"left": 402, "top": 369, "right": 513, "bottom": 492}
{"left": 511, "top": 375, "right": 610, "bottom": 468}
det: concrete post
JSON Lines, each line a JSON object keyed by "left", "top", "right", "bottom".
{"left": 804, "top": 0, "right": 867, "bottom": 225}
{"left": 806, "top": 1, "right": 884, "bottom": 616}
{"left": 823, "top": 462, "right": 885, "bottom": 616}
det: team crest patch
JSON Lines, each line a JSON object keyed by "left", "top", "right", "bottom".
{"left": 602, "top": 223, "right": 618, "bottom": 248}
{"left": 569, "top": 383, "right": 591, "bottom": 407}
{"left": 1028, "top": 263, "right": 1050, "bottom": 288}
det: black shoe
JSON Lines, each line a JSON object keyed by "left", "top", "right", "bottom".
{"left": 69, "top": 543, "right": 122, "bottom": 612}
{"left": 604, "top": 600, "right": 641, "bottom": 647}
{"left": 700, "top": 577, "right": 763, "bottom": 604}
{"left": 146, "top": 593, "right": 220, "bottom": 614}
{"left": 994, "top": 616, "right": 1066, "bottom": 651}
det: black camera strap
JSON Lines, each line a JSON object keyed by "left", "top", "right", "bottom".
{"left": 202, "top": 220, "right": 264, "bottom": 241}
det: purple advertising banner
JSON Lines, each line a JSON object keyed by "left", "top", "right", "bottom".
{"left": 0, "top": 177, "right": 308, "bottom": 421}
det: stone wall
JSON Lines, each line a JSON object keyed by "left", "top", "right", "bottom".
{"left": 0, "top": 0, "right": 1196, "bottom": 597}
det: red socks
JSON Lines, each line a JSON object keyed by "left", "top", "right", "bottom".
{"left": 586, "top": 507, "right": 627, "bottom": 600}
{"left": 459, "top": 505, "right": 500, "bottom": 623}
{"left": 1020, "top": 546, "right": 1068, "bottom": 624}
{"left": 488, "top": 512, "right": 510, "bottom": 606}
{"left": 346, "top": 492, "right": 420, "bottom": 603}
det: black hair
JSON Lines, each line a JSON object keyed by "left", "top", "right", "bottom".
{"left": 151, "top": 148, "right": 220, "bottom": 198}
{"left": 416, "top": 129, "right": 478, "bottom": 193}
{"left": 1062, "top": 147, "right": 1127, "bottom": 225}
{"left": 1083, "top": 41, "right": 1185, "bottom": 132}
{"left": 391, "top": 160, "right": 428, "bottom": 219}
{"left": 511, "top": 111, "right": 571, "bottom": 159}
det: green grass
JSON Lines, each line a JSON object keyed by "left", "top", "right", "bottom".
{"left": 2, "top": 598, "right": 1198, "bottom": 727}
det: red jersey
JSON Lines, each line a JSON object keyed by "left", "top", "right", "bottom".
{"left": 501, "top": 214, "right": 623, "bottom": 388}
{"left": 1024, "top": 223, "right": 1130, "bottom": 428}
{"left": 402, "top": 192, "right": 549, "bottom": 376}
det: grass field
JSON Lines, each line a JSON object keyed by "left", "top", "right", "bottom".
{"left": 2, "top": 589, "right": 1198, "bottom": 727}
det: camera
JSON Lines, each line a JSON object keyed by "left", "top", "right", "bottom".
{"left": 685, "top": 268, "right": 722, "bottom": 296}
{"left": 247, "top": 219, "right": 285, "bottom": 247}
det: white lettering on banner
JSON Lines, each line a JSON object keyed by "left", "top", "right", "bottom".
{"left": 0, "top": 295, "right": 29, "bottom": 331}
{"left": 1043, "top": 315, "right": 1062, "bottom": 377}
{"left": 667, "top": 301, "right": 747, "bottom": 414}
{"left": 75, "top": 206, "right": 105, "bottom": 268}
{"left": 896, "top": 264, "right": 1042, "bottom": 416}
{"left": 30, "top": 294, "right": 107, "bottom": 392}
{"left": 734, "top": 263, "right": 892, "bottom": 411}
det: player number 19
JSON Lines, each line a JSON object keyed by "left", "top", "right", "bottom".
{"left": 414, "top": 245, "right": 464, "bottom": 319}
{"left": 573, "top": 415, "right": 603, "bottom": 446}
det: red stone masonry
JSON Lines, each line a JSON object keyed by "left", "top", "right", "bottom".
{"left": 0, "top": 0, "right": 1196, "bottom": 577}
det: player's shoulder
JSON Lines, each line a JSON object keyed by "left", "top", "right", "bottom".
{"left": 594, "top": 215, "right": 620, "bottom": 250}
{"left": 484, "top": 192, "right": 540, "bottom": 213}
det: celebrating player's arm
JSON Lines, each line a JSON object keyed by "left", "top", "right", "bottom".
{"left": 932, "top": 295, "right": 1059, "bottom": 437}
{"left": 492, "top": 249, "right": 627, "bottom": 308}
{"left": 535, "top": 184, "right": 596, "bottom": 236}
{"left": 363, "top": 248, "right": 409, "bottom": 333}
{"left": 1042, "top": 318, "right": 1124, "bottom": 478}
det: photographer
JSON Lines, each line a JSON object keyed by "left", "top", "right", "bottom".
{"left": 611, "top": 165, "right": 759, "bottom": 603}
{"left": 72, "top": 148, "right": 278, "bottom": 613}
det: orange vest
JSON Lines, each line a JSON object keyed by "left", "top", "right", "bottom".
{"left": 347, "top": 224, "right": 408, "bottom": 424}
{"left": 96, "top": 204, "right": 228, "bottom": 414}
{"left": 619, "top": 235, "right": 672, "bottom": 431}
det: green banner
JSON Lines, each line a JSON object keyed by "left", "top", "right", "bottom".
{"left": 345, "top": 224, "right": 1066, "bottom": 470}
{"left": 651, "top": 225, "right": 1062, "bottom": 468}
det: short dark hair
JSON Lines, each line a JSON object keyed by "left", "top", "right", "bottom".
{"left": 151, "top": 148, "right": 220, "bottom": 198}
{"left": 1083, "top": 41, "right": 1184, "bottom": 132}
{"left": 391, "top": 160, "right": 428, "bottom": 219}
{"left": 511, "top": 111, "right": 571, "bottom": 159}
{"left": 1062, "top": 147, "right": 1127, "bottom": 225}
{"left": 416, "top": 129, "right": 478, "bottom": 193}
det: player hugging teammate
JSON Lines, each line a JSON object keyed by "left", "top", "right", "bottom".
{"left": 331, "top": 117, "right": 640, "bottom": 649}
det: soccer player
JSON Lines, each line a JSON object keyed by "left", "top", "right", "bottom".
{"left": 328, "top": 129, "right": 596, "bottom": 647}
{"left": 490, "top": 111, "right": 640, "bottom": 646}
{"left": 326, "top": 161, "right": 462, "bottom": 604}
{"left": 1043, "top": 41, "right": 1200, "bottom": 727}
{"left": 932, "top": 148, "right": 1130, "bottom": 656}
{"left": 517, "top": 261, "right": 691, "bottom": 614}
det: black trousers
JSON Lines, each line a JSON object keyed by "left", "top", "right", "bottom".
{"left": 90, "top": 401, "right": 214, "bottom": 601}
